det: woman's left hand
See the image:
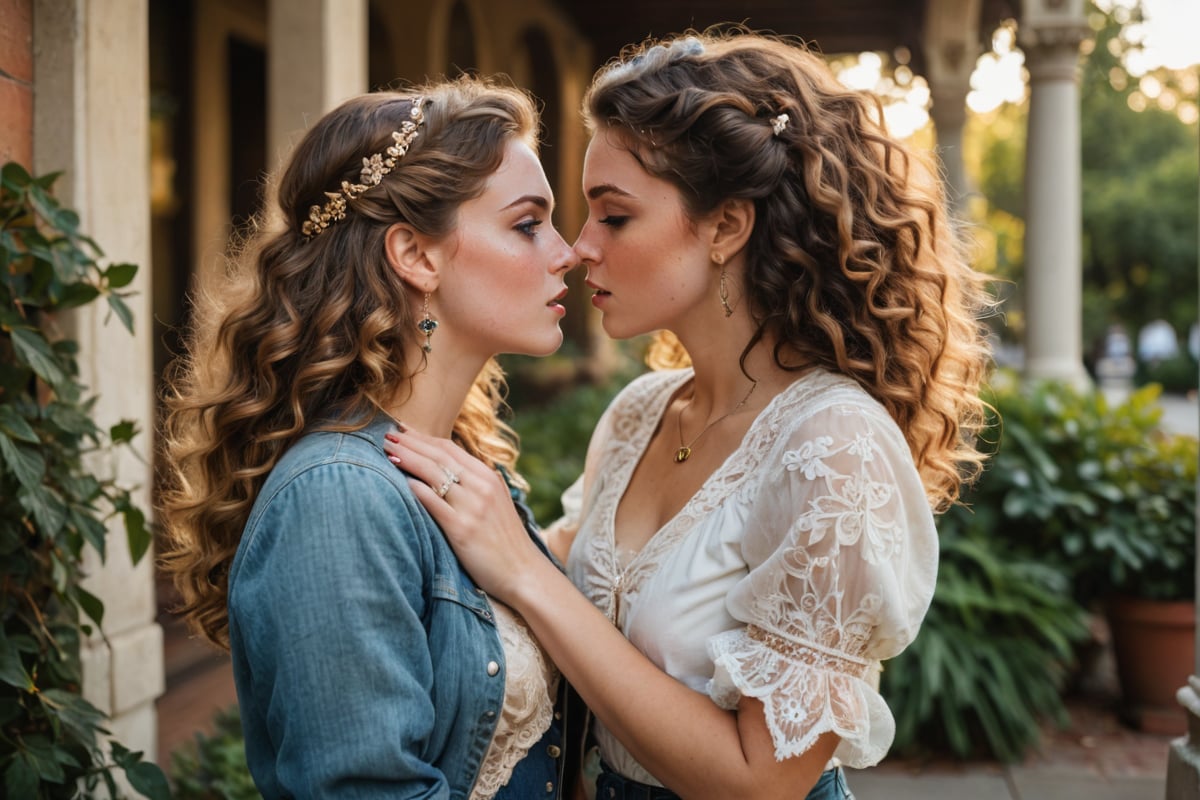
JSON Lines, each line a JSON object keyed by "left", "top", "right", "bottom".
{"left": 383, "top": 425, "right": 546, "bottom": 602}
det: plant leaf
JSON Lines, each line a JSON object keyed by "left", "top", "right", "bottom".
{"left": 0, "top": 635, "right": 32, "bottom": 689}
{"left": 123, "top": 760, "right": 172, "bottom": 800}
{"left": 125, "top": 506, "right": 150, "bottom": 565}
{"left": 9, "top": 326, "right": 67, "bottom": 387}
{"left": 73, "top": 585, "right": 105, "bottom": 628}
{"left": 104, "top": 262, "right": 138, "bottom": 289}
{"left": 0, "top": 432, "right": 46, "bottom": 490}
{"left": 0, "top": 405, "right": 38, "bottom": 443}
{"left": 106, "top": 292, "right": 135, "bottom": 333}
{"left": 3, "top": 756, "right": 38, "bottom": 800}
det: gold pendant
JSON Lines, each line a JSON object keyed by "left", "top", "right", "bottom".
{"left": 674, "top": 446, "right": 691, "bottom": 463}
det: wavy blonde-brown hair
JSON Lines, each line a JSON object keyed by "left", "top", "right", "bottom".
{"left": 160, "top": 77, "right": 539, "bottom": 649}
{"left": 585, "top": 28, "right": 993, "bottom": 511}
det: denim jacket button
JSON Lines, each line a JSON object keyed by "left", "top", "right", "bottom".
{"left": 486, "top": 660, "right": 500, "bottom": 676}
{"left": 546, "top": 744, "right": 561, "bottom": 758}
{"left": 545, "top": 781, "right": 554, "bottom": 793}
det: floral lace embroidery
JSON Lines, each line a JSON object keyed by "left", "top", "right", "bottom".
{"left": 573, "top": 368, "right": 916, "bottom": 767}
{"left": 469, "top": 602, "right": 559, "bottom": 800}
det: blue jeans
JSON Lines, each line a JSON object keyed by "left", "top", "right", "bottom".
{"left": 595, "top": 762, "right": 853, "bottom": 800}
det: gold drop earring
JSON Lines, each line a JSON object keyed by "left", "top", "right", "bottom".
{"left": 713, "top": 252, "right": 733, "bottom": 317}
{"left": 417, "top": 292, "right": 438, "bottom": 352}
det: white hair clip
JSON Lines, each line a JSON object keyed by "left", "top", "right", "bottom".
{"left": 771, "top": 113, "right": 789, "bottom": 136}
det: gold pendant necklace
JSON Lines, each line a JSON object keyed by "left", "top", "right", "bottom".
{"left": 674, "top": 378, "right": 758, "bottom": 463}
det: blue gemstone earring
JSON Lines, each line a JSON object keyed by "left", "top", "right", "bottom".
{"left": 418, "top": 292, "right": 438, "bottom": 353}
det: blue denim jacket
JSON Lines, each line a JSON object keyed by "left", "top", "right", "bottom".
{"left": 228, "top": 414, "right": 563, "bottom": 799}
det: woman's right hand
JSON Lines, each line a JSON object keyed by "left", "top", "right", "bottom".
{"left": 383, "top": 425, "right": 553, "bottom": 603}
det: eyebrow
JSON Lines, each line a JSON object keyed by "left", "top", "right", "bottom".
{"left": 501, "top": 194, "right": 550, "bottom": 211}
{"left": 586, "top": 183, "right": 634, "bottom": 201}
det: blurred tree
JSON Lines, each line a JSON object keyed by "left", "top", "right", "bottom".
{"left": 971, "top": 1, "right": 1198, "bottom": 354}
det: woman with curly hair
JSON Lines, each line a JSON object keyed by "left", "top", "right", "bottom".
{"left": 159, "top": 77, "right": 576, "bottom": 799}
{"left": 386, "top": 29, "right": 993, "bottom": 800}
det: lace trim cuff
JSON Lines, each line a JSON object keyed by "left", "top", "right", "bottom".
{"left": 706, "top": 625, "right": 893, "bottom": 768}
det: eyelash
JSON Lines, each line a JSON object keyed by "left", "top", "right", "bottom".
{"left": 516, "top": 219, "right": 543, "bottom": 237}
{"left": 599, "top": 215, "right": 628, "bottom": 228}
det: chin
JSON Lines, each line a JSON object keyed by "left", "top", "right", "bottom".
{"left": 521, "top": 330, "right": 564, "bottom": 357}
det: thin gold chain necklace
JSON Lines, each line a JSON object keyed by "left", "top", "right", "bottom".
{"left": 674, "top": 378, "right": 758, "bottom": 463}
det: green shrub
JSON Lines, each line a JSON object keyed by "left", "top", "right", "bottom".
{"left": 1136, "top": 353, "right": 1198, "bottom": 395}
{"left": 169, "top": 706, "right": 259, "bottom": 800}
{"left": 884, "top": 526, "right": 1089, "bottom": 762}
{"left": 980, "top": 376, "right": 1196, "bottom": 603}
{"left": 511, "top": 364, "right": 639, "bottom": 524}
{"left": 1, "top": 163, "right": 168, "bottom": 798}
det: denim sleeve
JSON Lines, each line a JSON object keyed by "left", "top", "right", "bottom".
{"left": 231, "top": 460, "right": 449, "bottom": 799}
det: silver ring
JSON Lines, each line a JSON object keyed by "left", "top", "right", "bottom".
{"left": 440, "top": 464, "right": 461, "bottom": 485}
{"left": 436, "top": 479, "right": 453, "bottom": 498}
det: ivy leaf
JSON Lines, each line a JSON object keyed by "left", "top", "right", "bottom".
{"left": 109, "top": 419, "right": 137, "bottom": 444}
{"left": 123, "top": 760, "right": 171, "bottom": 800}
{"left": 20, "top": 485, "right": 67, "bottom": 537}
{"left": 124, "top": 506, "right": 150, "bottom": 565}
{"left": 73, "top": 586, "right": 105, "bottom": 629}
{"left": 8, "top": 326, "right": 67, "bottom": 388}
{"left": 39, "top": 688, "right": 107, "bottom": 747}
{"left": 103, "top": 262, "right": 138, "bottom": 289}
{"left": 0, "top": 432, "right": 47, "bottom": 490}
{"left": 56, "top": 281, "right": 101, "bottom": 310}
{"left": 0, "top": 405, "right": 38, "bottom": 443}
{"left": 0, "top": 634, "right": 32, "bottom": 689}
{"left": 3, "top": 756, "right": 38, "bottom": 800}
{"left": 22, "top": 735, "right": 66, "bottom": 782}
{"left": 106, "top": 293, "right": 134, "bottom": 333}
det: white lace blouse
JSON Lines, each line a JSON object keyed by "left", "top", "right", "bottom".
{"left": 558, "top": 368, "right": 937, "bottom": 784}
{"left": 470, "top": 602, "right": 559, "bottom": 800}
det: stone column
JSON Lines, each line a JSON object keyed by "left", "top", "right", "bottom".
{"left": 1018, "top": 0, "right": 1091, "bottom": 385}
{"left": 1165, "top": 132, "right": 1200, "bottom": 800}
{"left": 33, "top": 0, "right": 163, "bottom": 760}
{"left": 923, "top": 0, "right": 981, "bottom": 217}
{"left": 267, "top": 0, "right": 368, "bottom": 173}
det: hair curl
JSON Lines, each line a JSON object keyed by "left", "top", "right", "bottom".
{"left": 586, "top": 28, "right": 994, "bottom": 511}
{"left": 160, "top": 77, "right": 539, "bottom": 649}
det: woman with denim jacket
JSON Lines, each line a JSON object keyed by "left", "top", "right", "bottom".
{"left": 384, "top": 29, "right": 993, "bottom": 800}
{"left": 160, "top": 77, "right": 576, "bottom": 799}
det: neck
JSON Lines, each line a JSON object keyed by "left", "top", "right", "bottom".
{"left": 383, "top": 344, "right": 489, "bottom": 438}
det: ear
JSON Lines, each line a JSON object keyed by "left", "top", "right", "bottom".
{"left": 384, "top": 222, "right": 440, "bottom": 293}
{"left": 707, "top": 197, "right": 755, "bottom": 259}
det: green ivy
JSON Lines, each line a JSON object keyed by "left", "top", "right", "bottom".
{"left": 0, "top": 162, "right": 169, "bottom": 798}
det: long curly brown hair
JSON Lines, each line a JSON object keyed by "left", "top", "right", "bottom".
{"left": 160, "top": 77, "right": 539, "bottom": 649}
{"left": 584, "top": 28, "right": 994, "bottom": 511}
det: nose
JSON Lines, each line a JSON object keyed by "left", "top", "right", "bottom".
{"left": 572, "top": 220, "right": 599, "bottom": 267}
{"left": 551, "top": 229, "right": 580, "bottom": 275}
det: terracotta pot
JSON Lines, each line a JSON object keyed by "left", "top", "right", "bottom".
{"left": 1106, "top": 595, "right": 1195, "bottom": 734}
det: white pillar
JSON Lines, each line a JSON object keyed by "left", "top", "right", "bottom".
{"left": 267, "top": 0, "right": 368, "bottom": 172}
{"left": 33, "top": 0, "right": 163, "bottom": 760}
{"left": 1019, "top": 0, "right": 1091, "bottom": 385}
{"left": 923, "top": 0, "right": 981, "bottom": 216}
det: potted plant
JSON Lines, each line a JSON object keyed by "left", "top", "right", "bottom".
{"left": 1, "top": 162, "right": 169, "bottom": 797}
{"left": 981, "top": 375, "right": 1196, "bottom": 734}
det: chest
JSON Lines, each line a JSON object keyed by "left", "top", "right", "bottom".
{"left": 612, "top": 399, "right": 759, "bottom": 555}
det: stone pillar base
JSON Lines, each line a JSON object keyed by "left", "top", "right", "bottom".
{"left": 1167, "top": 676, "right": 1200, "bottom": 799}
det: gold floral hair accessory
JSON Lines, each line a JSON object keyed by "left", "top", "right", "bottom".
{"left": 301, "top": 96, "right": 427, "bottom": 239}
{"left": 771, "top": 113, "right": 790, "bottom": 136}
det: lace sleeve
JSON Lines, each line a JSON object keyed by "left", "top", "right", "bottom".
{"left": 706, "top": 396, "right": 938, "bottom": 768}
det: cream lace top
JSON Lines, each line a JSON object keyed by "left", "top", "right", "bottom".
{"left": 558, "top": 368, "right": 937, "bottom": 784}
{"left": 470, "top": 602, "right": 559, "bottom": 800}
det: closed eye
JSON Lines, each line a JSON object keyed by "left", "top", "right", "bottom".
{"left": 599, "top": 215, "right": 628, "bottom": 228}
{"left": 516, "top": 219, "right": 544, "bottom": 237}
